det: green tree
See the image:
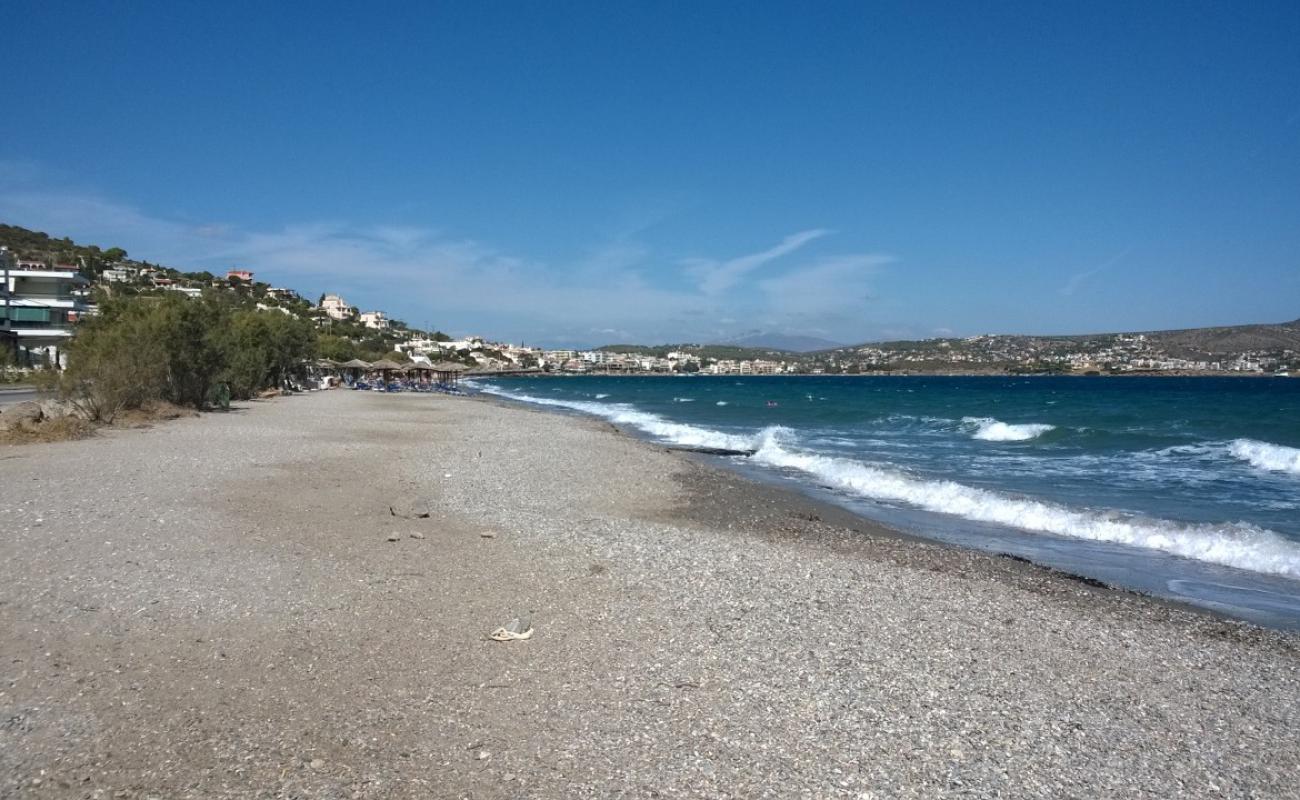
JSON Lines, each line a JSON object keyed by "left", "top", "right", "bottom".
{"left": 219, "top": 309, "right": 316, "bottom": 398}
{"left": 315, "top": 334, "right": 358, "bottom": 362}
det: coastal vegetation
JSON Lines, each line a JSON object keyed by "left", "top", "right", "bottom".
{"left": 1, "top": 223, "right": 473, "bottom": 411}
{"left": 48, "top": 292, "right": 316, "bottom": 421}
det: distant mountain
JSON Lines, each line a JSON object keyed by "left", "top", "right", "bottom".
{"left": 717, "top": 331, "right": 844, "bottom": 352}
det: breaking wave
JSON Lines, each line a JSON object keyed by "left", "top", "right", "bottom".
{"left": 963, "top": 417, "right": 1056, "bottom": 441}
{"left": 483, "top": 384, "right": 1300, "bottom": 579}
{"left": 1229, "top": 439, "right": 1300, "bottom": 476}
{"left": 485, "top": 387, "right": 755, "bottom": 450}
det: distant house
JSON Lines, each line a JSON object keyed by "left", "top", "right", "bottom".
{"left": 102, "top": 267, "right": 138, "bottom": 283}
{"left": 227, "top": 269, "right": 254, "bottom": 282}
{"left": 320, "top": 294, "right": 354, "bottom": 321}
{"left": 359, "top": 310, "right": 390, "bottom": 330}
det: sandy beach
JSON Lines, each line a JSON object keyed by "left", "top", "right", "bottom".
{"left": 2, "top": 390, "right": 1297, "bottom": 799}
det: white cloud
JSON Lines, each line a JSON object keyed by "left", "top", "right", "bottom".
{"left": 683, "top": 228, "right": 829, "bottom": 295}
{"left": 1060, "top": 250, "right": 1129, "bottom": 297}
{"left": 0, "top": 171, "right": 896, "bottom": 346}
{"left": 757, "top": 253, "right": 892, "bottom": 316}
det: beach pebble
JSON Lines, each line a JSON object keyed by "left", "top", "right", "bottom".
{"left": 309, "top": 758, "right": 325, "bottom": 771}
{"left": 385, "top": 533, "right": 400, "bottom": 542}
{"left": 409, "top": 531, "right": 425, "bottom": 539}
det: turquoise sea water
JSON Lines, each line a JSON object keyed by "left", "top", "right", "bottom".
{"left": 476, "top": 375, "right": 1300, "bottom": 629}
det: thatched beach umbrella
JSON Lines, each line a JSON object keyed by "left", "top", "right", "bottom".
{"left": 405, "top": 362, "right": 435, "bottom": 385}
{"left": 339, "top": 358, "right": 371, "bottom": 383}
{"left": 368, "top": 359, "right": 405, "bottom": 385}
{"left": 432, "top": 361, "right": 467, "bottom": 387}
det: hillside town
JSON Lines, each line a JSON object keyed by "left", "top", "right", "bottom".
{"left": 3, "top": 230, "right": 1297, "bottom": 379}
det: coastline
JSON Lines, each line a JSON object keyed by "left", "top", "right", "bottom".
{"left": 491, "top": 370, "right": 1296, "bottom": 378}
{"left": 473, "top": 390, "right": 1284, "bottom": 631}
{"left": 2, "top": 391, "right": 1296, "bottom": 798}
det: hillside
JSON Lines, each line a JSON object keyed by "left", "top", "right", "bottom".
{"left": 1, "top": 221, "right": 458, "bottom": 365}
{"left": 1133, "top": 319, "right": 1300, "bottom": 355}
{"left": 0, "top": 223, "right": 130, "bottom": 276}
{"left": 827, "top": 318, "right": 1300, "bottom": 358}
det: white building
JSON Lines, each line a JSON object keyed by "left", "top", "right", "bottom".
{"left": 359, "top": 310, "right": 390, "bottom": 330}
{"left": 102, "top": 266, "right": 139, "bottom": 283}
{"left": 442, "top": 337, "right": 483, "bottom": 352}
{"left": 1, "top": 248, "right": 92, "bottom": 367}
{"left": 319, "top": 294, "right": 354, "bottom": 321}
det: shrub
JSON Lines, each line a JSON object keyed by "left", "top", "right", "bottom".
{"left": 54, "top": 292, "right": 316, "bottom": 415}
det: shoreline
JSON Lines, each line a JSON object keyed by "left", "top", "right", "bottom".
{"left": 2, "top": 391, "right": 1296, "bottom": 798}
{"left": 487, "top": 370, "right": 1295, "bottom": 378}
{"left": 472, "top": 385, "right": 1300, "bottom": 631}
{"left": 473, "top": 390, "right": 1279, "bottom": 633}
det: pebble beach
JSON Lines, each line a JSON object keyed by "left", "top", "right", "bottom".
{"left": 2, "top": 390, "right": 1297, "bottom": 798}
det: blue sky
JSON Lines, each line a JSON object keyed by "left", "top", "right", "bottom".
{"left": 3, "top": 1, "right": 1298, "bottom": 346}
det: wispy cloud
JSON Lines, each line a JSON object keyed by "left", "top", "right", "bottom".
{"left": 683, "top": 228, "right": 830, "bottom": 295}
{"left": 0, "top": 168, "right": 895, "bottom": 346}
{"left": 1060, "top": 249, "right": 1130, "bottom": 297}
{"left": 758, "top": 253, "right": 892, "bottom": 315}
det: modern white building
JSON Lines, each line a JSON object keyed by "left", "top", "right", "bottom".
{"left": 319, "top": 294, "right": 355, "bottom": 321}
{"left": 359, "top": 310, "right": 390, "bottom": 330}
{"left": 1, "top": 248, "right": 92, "bottom": 367}
{"left": 101, "top": 266, "right": 139, "bottom": 283}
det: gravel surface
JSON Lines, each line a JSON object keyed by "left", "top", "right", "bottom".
{"left": 1, "top": 390, "right": 1297, "bottom": 799}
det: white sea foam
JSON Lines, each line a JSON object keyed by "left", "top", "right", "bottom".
{"left": 482, "top": 386, "right": 1300, "bottom": 579}
{"left": 1229, "top": 439, "right": 1300, "bottom": 476}
{"left": 594, "top": 393, "right": 610, "bottom": 399}
{"left": 716, "top": 401, "right": 729, "bottom": 406}
{"left": 674, "top": 397, "right": 695, "bottom": 402}
{"left": 963, "top": 417, "right": 1056, "bottom": 442}
{"left": 485, "top": 387, "right": 754, "bottom": 450}
{"left": 748, "top": 436, "right": 1300, "bottom": 579}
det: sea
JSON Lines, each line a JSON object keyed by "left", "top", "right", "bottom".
{"left": 473, "top": 375, "right": 1300, "bottom": 630}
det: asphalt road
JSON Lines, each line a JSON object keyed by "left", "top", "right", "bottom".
{"left": 0, "top": 388, "right": 39, "bottom": 408}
